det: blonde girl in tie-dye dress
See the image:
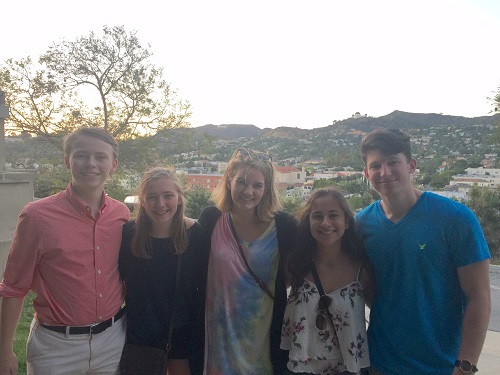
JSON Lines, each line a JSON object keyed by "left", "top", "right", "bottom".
{"left": 198, "top": 148, "right": 297, "bottom": 375}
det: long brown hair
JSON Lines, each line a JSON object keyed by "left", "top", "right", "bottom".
{"left": 132, "top": 167, "right": 188, "bottom": 258}
{"left": 288, "top": 188, "right": 371, "bottom": 296}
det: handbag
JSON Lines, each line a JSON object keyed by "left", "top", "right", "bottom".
{"left": 227, "top": 212, "right": 275, "bottom": 300}
{"left": 119, "top": 253, "right": 183, "bottom": 375}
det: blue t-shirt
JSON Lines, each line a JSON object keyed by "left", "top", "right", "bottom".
{"left": 355, "top": 192, "right": 490, "bottom": 375}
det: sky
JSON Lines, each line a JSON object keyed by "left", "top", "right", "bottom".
{"left": 2, "top": 0, "right": 500, "bottom": 130}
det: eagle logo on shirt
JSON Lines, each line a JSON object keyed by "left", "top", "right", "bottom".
{"left": 418, "top": 243, "right": 427, "bottom": 250}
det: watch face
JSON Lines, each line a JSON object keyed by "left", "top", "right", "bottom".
{"left": 459, "top": 360, "right": 473, "bottom": 372}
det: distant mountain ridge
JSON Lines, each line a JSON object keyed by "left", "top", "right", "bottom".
{"left": 186, "top": 111, "right": 499, "bottom": 139}
{"left": 331, "top": 110, "right": 500, "bottom": 131}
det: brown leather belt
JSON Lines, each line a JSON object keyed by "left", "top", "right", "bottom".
{"left": 40, "top": 307, "right": 126, "bottom": 335}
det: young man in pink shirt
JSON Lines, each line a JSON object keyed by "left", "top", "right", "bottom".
{"left": 0, "top": 127, "right": 130, "bottom": 375}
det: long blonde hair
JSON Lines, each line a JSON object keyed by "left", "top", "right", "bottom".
{"left": 132, "top": 167, "right": 188, "bottom": 258}
{"left": 211, "top": 148, "right": 281, "bottom": 221}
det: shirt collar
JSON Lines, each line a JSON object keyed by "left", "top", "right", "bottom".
{"left": 64, "top": 183, "right": 108, "bottom": 215}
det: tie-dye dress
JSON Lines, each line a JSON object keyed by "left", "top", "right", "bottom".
{"left": 204, "top": 213, "right": 279, "bottom": 375}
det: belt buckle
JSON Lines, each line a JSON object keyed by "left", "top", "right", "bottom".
{"left": 89, "top": 321, "right": 101, "bottom": 335}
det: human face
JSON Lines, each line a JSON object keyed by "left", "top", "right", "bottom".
{"left": 309, "top": 195, "right": 348, "bottom": 252}
{"left": 64, "top": 134, "right": 117, "bottom": 193}
{"left": 228, "top": 167, "right": 266, "bottom": 215}
{"left": 364, "top": 149, "right": 416, "bottom": 198}
{"left": 142, "top": 178, "right": 181, "bottom": 232}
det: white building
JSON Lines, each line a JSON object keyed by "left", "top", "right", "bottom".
{"left": 275, "top": 166, "right": 307, "bottom": 185}
{"left": 450, "top": 167, "right": 500, "bottom": 189}
{"left": 464, "top": 167, "right": 500, "bottom": 177}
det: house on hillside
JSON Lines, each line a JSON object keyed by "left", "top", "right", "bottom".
{"left": 275, "top": 166, "right": 306, "bottom": 186}
{"left": 450, "top": 167, "right": 500, "bottom": 190}
{"left": 183, "top": 173, "right": 223, "bottom": 192}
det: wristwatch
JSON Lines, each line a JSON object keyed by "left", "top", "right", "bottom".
{"left": 454, "top": 360, "right": 478, "bottom": 373}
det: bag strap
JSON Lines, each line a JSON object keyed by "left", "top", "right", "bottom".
{"left": 311, "top": 264, "right": 337, "bottom": 332}
{"left": 227, "top": 213, "right": 275, "bottom": 301}
{"left": 165, "top": 253, "right": 183, "bottom": 352}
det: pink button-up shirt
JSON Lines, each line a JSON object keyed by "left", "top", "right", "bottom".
{"left": 0, "top": 184, "right": 130, "bottom": 326}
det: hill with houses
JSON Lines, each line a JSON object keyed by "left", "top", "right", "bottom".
{"left": 177, "top": 111, "right": 500, "bottom": 140}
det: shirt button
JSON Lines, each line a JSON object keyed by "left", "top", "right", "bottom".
{"left": 99, "top": 293, "right": 103, "bottom": 298}
{"left": 97, "top": 269, "right": 101, "bottom": 275}
{"left": 96, "top": 246, "right": 100, "bottom": 250}
{"left": 99, "top": 316, "right": 103, "bottom": 320}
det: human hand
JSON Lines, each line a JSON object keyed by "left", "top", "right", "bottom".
{"left": 0, "top": 350, "right": 18, "bottom": 375}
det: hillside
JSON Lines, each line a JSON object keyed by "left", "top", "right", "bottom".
{"left": 185, "top": 111, "right": 500, "bottom": 139}
{"left": 331, "top": 110, "right": 500, "bottom": 132}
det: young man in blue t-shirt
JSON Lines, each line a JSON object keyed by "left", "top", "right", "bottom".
{"left": 355, "top": 128, "right": 491, "bottom": 375}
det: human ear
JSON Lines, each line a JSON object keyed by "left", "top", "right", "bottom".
{"left": 64, "top": 155, "right": 71, "bottom": 169}
{"left": 363, "top": 167, "right": 369, "bottom": 179}
{"left": 409, "top": 158, "right": 417, "bottom": 173}
{"left": 109, "top": 159, "right": 118, "bottom": 176}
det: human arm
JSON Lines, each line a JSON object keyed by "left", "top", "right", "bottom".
{"left": 275, "top": 211, "right": 298, "bottom": 289}
{"left": 0, "top": 296, "right": 25, "bottom": 375}
{"left": 452, "top": 259, "right": 491, "bottom": 375}
{"left": 359, "top": 264, "right": 375, "bottom": 308}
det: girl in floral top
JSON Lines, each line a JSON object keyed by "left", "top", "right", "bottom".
{"left": 281, "top": 189, "right": 374, "bottom": 375}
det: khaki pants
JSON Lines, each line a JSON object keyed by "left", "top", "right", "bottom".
{"left": 26, "top": 317, "right": 126, "bottom": 375}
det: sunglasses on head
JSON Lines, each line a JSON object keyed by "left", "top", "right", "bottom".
{"left": 234, "top": 148, "right": 273, "bottom": 162}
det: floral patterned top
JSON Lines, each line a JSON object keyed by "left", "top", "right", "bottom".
{"left": 281, "top": 268, "right": 370, "bottom": 374}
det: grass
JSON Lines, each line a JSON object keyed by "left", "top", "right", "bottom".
{"left": 12, "top": 292, "right": 35, "bottom": 375}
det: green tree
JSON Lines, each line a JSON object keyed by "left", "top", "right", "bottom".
{"left": 118, "top": 137, "right": 164, "bottom": 172}
{"left": 449, "top": 159, "right": 468, "bottom": 175}
{"left": 313, "top": 178, "right": 336, "bottom": 189}
{"left": 105, "top": 172, "right": 130, "bottom": 202}
{"left": 429, "top": 171, "right": 453, "bottom": 189}
{"left": 280, "top": 190, "right": 303, "bottom": 215}
{"left": 465, "top": 185, "right": 500, "bottom": 262}
{"left": 1, "top": 26, "right": 191, "bottom": 140}
{"left": 347, "top": 194, "right": 364, "bottom": 211}
{"left": 466, "top": 154, "right": 485, "bottom": 168}
{"left": 488, "top": 83, "right": 500, "bottom": 114}
{"left": 0, "top": 57, "right": 72, "bottom": 142}
{"left": 200, "top": 134, "right": 217, "bottom": 155}
{"left": 34, "top": 164, "right": 70, "bottom": 198}
{"left": 185, "top": 188, "right": 213, "bottom": 219}
{"left": 41, "top": 25, "right": 191, "bottom": 139}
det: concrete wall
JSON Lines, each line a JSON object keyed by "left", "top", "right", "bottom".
{"left": 0, "top": 171, "right": 36, "bottom": 276}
